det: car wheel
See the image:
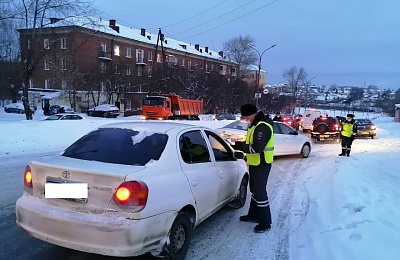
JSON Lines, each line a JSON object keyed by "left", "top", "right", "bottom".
{"left": 300, "top": 143, "right": 311, "bottom": 158}
{"left": 371, "top": 135, "right": 375, "bottom": 139}
{"left": 229, "top": 176, "right": 248, "bottom": 208}
{"left": 20, "top": 110, "right": 24, "bottom": 114}
{"left": 167, "top": 212, "right": 192, "bottom": 260}
{"left": 103, "top": 112, "right": 108, "bottom": 118}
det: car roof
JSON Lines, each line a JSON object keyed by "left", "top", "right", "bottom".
{"left": 99, "top": 121, "right": 211, "bottom": 133}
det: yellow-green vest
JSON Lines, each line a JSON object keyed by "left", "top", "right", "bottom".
{"left": 246, "top": 121, "right": 274, "bottom": 165}
{"left": 341, "top": 122, "right": 355, "bottom": 137}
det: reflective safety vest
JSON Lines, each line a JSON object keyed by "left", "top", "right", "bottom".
{"left": 341, "top": 122, "right": 355, "bottom": 137}
{"left": 246, "top": 121, "right": 274, "bottom": 165}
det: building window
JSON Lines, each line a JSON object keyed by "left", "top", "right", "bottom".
{"left": 148, "top": 67, "right": 152, "bottom": 77}
{"left": 148, "top": 52, "right": 153, "bottom": 61}
{"left": 44, "top": 39, "right": 50, "bottom": 49}
{"left": 100, "top": 82, "right": 106, "bottom": 92}
{"left": 188, "top": 60, "right": 193, "bottom": 71}
{"left": 100, "top": 62, "right": 106, "bottom": 73}
{"left": 126, "top": 65, "right": 131, "bottom": 75}
{"left": 232, "top": 67, "right": 237, "bottom": 77}
{"left": 45, "top": 80, "right": 50, "bottom": 89}
{"left": 126, "top": 48, "right": 131, "bottom": 58}
{"left": 27, "top": 40, "right": 31, "bottom": 50}
{"left": 200, "top": 62, "right": 203, "bottom": 69}
{"left": 115, "top": 64, "right": 119, "bottom": 74}
{"left": 137, "top": 66, "right": 142, "bottom": 76}
{"left": 101, "top": 43, "right": 107, "bottom": 52}
{"left": 60, "top": 38, "right": 67, "bottom": 49}
{"left": 219, "top": 65, "right": 226, "bottom": 75}
{"left": 136, "top": 49, "right": 143, "bottom": 63}
{"left": 211, "top": 64, "right": 214, "bottom": 71}
{"left": 114, "top": 45, "right": 120, "bottom": 56}
{"left": 61, "top": 80, "right": 67, "bottom": 89}
{"left": 181, "top": 59, "right": 185, "bottom": 66}
{"left": 44, "top": 60, "right": 50, "bottom": 70}
{"left": 29, "top": 79, "right": 34, "bottom": 88}
{"left": 61, "top": 59, "right": 67, "bottom": 70}
{"left": 156, "top": 53, "right": 162, "bottom": 63}
{"left": 126, "top": 100, "right": 131, "bottom": 110}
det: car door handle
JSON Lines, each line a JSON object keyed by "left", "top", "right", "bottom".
{"left": 191, "top": 179, "right": 199, "bottom": 187}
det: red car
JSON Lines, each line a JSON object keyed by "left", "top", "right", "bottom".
{"left": 282, "top": 115, "right": 300, "bottom": 130}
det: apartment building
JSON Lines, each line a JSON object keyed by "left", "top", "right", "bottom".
{"left": 18, "top": 17, "right": 237, "bottom": 112}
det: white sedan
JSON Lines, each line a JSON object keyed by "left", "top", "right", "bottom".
{"left": 15, "top": 122, "right": 248, "bottom": 259}
{"left": 215, "top": 120, "right": 312, "bottom": 158}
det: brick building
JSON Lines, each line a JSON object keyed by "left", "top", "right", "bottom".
{"left": 18, "top": 17, "right": 237, "bottom": 113}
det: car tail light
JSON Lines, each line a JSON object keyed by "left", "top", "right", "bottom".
{"left": 334, "top": 124, "right": 340, "bottom": 131}
{"left": 283, "top": 117, "right": 287, "bottom": 121}
{"left": 24, "top": 165, "right": 33, "bottom": 194}
{"left": 113, "top": 181, "right": 148, "bottom": 208}
{"left": 287, "top": 121, "right": 292, "bottom": 125}
{"left": 321, "top": 117, "right": 327, "bottom": 120}
{"left": 310, "top": 125, "right": 314, "bottom": 131}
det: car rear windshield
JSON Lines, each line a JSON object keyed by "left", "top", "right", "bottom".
{"left": 62, "top": 128, "right": 168, "bottom": 166}
{"left": 313, "top": 117, "right": 337, "bottom": 124}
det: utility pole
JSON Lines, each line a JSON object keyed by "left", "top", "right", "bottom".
{"left": 248, "top": 44, "right": 276, "bottom": 108}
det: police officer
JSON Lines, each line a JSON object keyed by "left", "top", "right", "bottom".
{"left": 234, "top": 104, "right": 274, "bottom": 233}
{"left": 339, "top": 113, "right": 357, "bottom": 157}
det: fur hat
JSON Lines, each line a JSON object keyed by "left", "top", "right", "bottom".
{"left": 240, "top": 104, "right": 258, "bottom": 116}
{"left": 347, "top": 114, "right": 354, "bottom": 118}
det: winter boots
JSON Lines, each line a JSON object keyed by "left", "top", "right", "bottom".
{"left": 239, "top": 215, "right": 258, "bottom": 223}
{"left": 339, "top": 148, "right": 346, "bottom": 156}
{"left": 254, "top": 223, "right": 271, "bottom": 233}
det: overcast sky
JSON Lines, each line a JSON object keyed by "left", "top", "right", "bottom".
{"left": 93, "top": 0, "right": 400, "bottom": 89}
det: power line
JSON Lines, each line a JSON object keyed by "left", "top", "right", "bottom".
{"left": 162, "top": 0, "right": 228, "bottom": 29}
{"left": 182, "top": 0, "right": 279, "bottom": 40}
{"left": 170, "top": 0, "right": 261, "bottom": 37}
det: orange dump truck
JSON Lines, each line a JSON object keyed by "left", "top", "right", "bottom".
{"left": 142, "top": 94, "right": 203, "bottom": 120}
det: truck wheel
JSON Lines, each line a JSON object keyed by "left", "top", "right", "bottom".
{"left": 167, "top": 212, "right": 192, "bottom": 260}
{"left": 371, "top": 135, "right": 375, "bottom": 139}
{"left": 168, "top": 116, "right": 175, "bottom": 120}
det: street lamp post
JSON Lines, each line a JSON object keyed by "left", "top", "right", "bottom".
{"left": 248, "top": 44, "right": 276, "bottom": 108}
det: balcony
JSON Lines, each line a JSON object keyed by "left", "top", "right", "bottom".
{"left": 98, "top": 51, "right": 112, "bottom": 60}
{"left": 136, "top": 59, "right": 147, "bottom": 66}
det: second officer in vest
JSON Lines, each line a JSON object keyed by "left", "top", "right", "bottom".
{"left": 339, "top": 113, "right": 357, "bottom": 157}
{"left": 234, "top": 104, "right": 274, "bottom": 233}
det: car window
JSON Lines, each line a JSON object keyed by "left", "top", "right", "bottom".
{"left": 62, "top": 128, "right": 168, "bottom": 166}
{"left": 205, "top": 131, "right": 234, "bottom": 161}
{"left": 278, "top": 123, "right": 294, "bottom": 135}
{"left": 272, "top": 123, "right": 281, "bottom": 134}
{"left": 71, "top": 115, "right": 82, "bottom": 120}
{"left": 47, "top": 115, "right": 63, "bottom": 120}
{"left": 179, "top": 131, "right": 211, "bottom": 164}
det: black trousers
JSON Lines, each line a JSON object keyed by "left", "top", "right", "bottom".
{"left": 341, "top": 136, "right": 354, "bottom": 155}
{"left": 247, "top": 163, "right": 272, "bottom": 225}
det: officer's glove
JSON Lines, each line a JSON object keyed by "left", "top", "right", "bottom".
{"left": 233, "top": 141, "right": 245, "bottom": 151}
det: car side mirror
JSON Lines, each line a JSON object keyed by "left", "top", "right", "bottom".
{"left": 234, "top": 150, "right": 245, "bottom": 160}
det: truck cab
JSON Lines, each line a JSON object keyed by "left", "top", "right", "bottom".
{"left": 142, "top": 96, "right": 172, "bottom": 120}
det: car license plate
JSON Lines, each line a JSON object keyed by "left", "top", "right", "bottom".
{"left": 319, "top": 135, "right": 330, "bottom": 138}
{"left": 45, "top": 183, "right": 88, "bottom": 199}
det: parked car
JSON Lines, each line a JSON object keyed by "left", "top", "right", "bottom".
{"left": 45, "top": 114, "right": 84, "bottom": 120}
{"left": 310, "top": 116, "right": 341, "bottom": 142}
{"left": 49, "top": 105, "right": 74, "bottom": 115}
{"left": 355, "top": 118, "right": 376, "bottom": 139}
{"left": 4, "top": 103, "right": 35, "bottom": 114}
{"left": 215, "top": 113, "right": 236, "bottom": 120}
{"left": 87, "top": 104, "right": 119, "bottom": 118}
{"left": 15, "top": 122, "right": 248, "bottom": 259}
{"left": 215, "top": 120, "right": 311, "bottom": 158}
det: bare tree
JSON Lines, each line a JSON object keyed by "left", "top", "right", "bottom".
{"left": 2, "top": 0, "right": 97, "bottom": 119}
{"left": 223, "top": 35, "right": 257, "bottom": 77}
{"left": 282, "top": 66, "right": 308, "bottom": 98}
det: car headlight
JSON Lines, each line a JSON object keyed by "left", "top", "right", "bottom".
{"left": 371, "top": 125, "right": 376, "bottom": 130}
{"left": 141, "top": 116, "right": 146, "bottom": 120}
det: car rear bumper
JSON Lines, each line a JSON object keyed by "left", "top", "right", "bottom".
{"left": 16, "top": 195, "right": 175, "bottom": 257}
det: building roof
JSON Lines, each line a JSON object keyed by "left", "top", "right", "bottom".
{"left": 33, "top": 16, "right": 231, "bottom": 63}
{"left": 245, "top": 64, "right": 266, "bottom": 73}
